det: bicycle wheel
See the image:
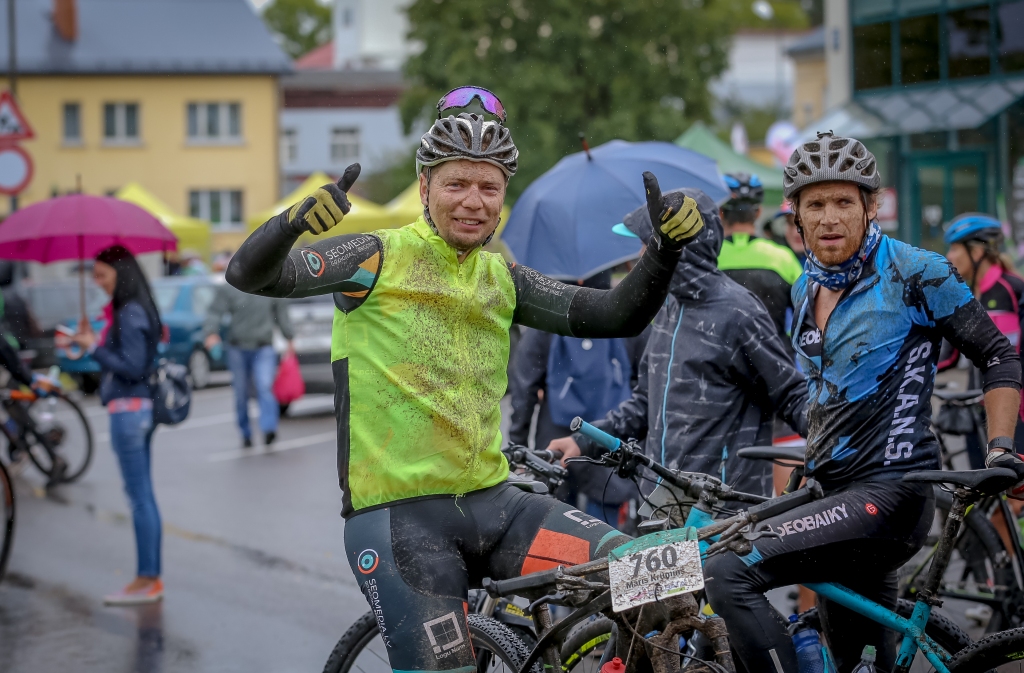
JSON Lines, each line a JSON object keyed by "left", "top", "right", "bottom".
{"left": 0, "top": 459, "right": 13, "bottom": 582}
{"left": 323, "top": 611, "right": 541, "bottom": 673}
{"left": 948, "top": 627, "right": 1024, "bottom": 671}
{"left": 23, "top": 394, "right": 93, "bottom": 484}
{"left": 561, "top": 618, "right": 614, "bottom": 673}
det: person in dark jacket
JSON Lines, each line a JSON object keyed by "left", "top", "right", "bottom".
{"left": 73, "top": 246, "right": 164, "bottom": 605}
{"left": 553, "top": 189, "right": 808, "bottom": 497}
{"left": 508, "top": 270, "right": 648, "bottom": 527}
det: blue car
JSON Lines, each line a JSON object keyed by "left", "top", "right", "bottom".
{"left": 57, "top": 276, "right": 228, "bottom": 390}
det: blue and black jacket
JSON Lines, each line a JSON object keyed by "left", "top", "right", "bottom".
{"left": 793, "top": 236, "right": 1022, "bottom": 490}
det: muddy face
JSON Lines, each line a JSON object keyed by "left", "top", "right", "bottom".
{"left": 797, "top": 182, "right": 877, "bottom": 266}
{"left": 419, "top": 160, "right": 506, "bottom": 254}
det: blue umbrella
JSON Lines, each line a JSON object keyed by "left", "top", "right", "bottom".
{"left": 502, "top": 140, "right": 727, "bottom": 280}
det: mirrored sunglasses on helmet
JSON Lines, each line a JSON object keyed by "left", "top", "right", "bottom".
{"left": 437, "top": 86, "right": 507, "bottom": 123}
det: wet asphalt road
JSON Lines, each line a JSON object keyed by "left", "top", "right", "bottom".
{"left": 0, "top": 382, "right": 372, "bottom": 673}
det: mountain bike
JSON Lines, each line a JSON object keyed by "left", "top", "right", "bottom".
{"left": 0, "top": 456, "right": 13, "bottom": 582}
{"left": 1, "top": 387, "right": 93, "bottom": 486}
{"left": 479, "top": 419, "right": 1017, "bottom": 673}
{"left": 321, "top": 444, "right": 567, "bottom": 673}
{"left": 740, "top": 441, "right": 1024, "bottom": 636}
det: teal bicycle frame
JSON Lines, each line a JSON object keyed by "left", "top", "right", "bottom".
{"left": 575, "top": 419, "right": 958, "bottom": 673}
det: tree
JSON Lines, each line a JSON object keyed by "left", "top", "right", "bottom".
{"left": 261, "top": 0, "right": 332, "bottom": 60}
{"left": 401, "top": 0, "right": 738, "bottom": 198}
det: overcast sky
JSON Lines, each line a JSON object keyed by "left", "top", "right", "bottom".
{"left": 248, "top": 0, "right": 272, "bottom": 10}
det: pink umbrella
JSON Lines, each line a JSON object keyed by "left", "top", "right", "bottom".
{"left": 0, "top": 194, "right": 178, "bottom": 320}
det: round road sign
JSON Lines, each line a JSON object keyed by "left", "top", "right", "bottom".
{"left": 0, "top": 145, "right": 32, "bottom": 195}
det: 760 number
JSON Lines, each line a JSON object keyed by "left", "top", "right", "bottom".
{"left": 630, "top": 546, "right": 678, "bottom": 578}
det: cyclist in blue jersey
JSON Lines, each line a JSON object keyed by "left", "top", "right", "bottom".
{"left": 704, "top": 132, "right": 1024, "bottom": 672}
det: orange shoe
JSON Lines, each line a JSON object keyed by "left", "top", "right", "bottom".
{"left": 103, "top": 578, "right": 163, "bottom": 605}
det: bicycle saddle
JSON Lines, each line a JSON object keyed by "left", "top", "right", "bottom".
{"left": 902, "top": 468, "right": 1017, "bottom": 495}
{"left": 933, "top": 389, "right": 983, "bottom": 402}
{"left": 506, "top": 474, "right": 549, "bottom": 494}
{"left": 737, "top": 445, "right": 806, "bottom": 463}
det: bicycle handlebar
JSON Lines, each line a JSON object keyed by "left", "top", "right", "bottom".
{"left": 746, "top": 479, "right": 823, "bottom": 522}
{"left": 570, "top": 417, "right": 621, "bottom": 452}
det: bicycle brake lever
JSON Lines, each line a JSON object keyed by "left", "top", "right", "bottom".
{"left": 741, "top": 522, "right": 780, "bottom": 542}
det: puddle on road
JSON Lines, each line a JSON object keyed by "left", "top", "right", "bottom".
{"left": 0, "top": 571, "right": 197, "bottom": 673}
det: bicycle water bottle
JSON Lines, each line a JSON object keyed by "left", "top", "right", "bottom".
{"left": 851, "top": 645, "right": 876, "bottom": 673}
{"left": 599, "top": 657, "right": 625, "bottom": 673}
{"left": 790, "top": 615, "right": 826, "bottom": 673}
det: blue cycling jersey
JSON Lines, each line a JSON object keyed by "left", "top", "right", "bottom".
{"left": 792, "top": 235, "right": 1019, "bottom": 489}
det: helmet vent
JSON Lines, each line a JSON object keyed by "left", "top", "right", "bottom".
{"left": 797, "top": 162, "right": 813, "bottom": 176}
{"left": 828, "top": 151, "right": 840, "bottom": 168}
{"left": 860, "top": 160, "right": 876, "bottom": 177}
{"left": 481, "top": 126, "right": 495, "bottom": 151}
{"left": 838, "top": 157, "right": 856, "bottom": 173}
{"left": 850, "top": 143, "right": 866, "bottom": 158}
{"left": 810, "top": 154, "right": 821, "bottom": 169}
{"left": 829, "top": 138, "right": 849, "bottom": 150}
{"left": 804, "top": 142, "right": 820, "bottom": 153}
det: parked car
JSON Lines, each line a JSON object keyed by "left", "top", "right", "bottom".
{"left": 5, "top": 279, "right": 109, "bottom": 369}
{"left": 278, "top": 294, "right": 334, "bottom": 396}
{"left": 57, "top": 276, "right": 228, "bottom": 390}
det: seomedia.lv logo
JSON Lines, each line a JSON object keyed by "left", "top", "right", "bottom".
{"left": 302, "top": 249, "right": 325, "bottom": 277}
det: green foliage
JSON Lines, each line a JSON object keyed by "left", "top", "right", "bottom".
{"left": 261, "top": 0, "right": 332, "bottom": 60}
{"left": 401, "top": 0, "right": 737, "bottom": 198}
{"left": 726, "top": 0, "right": 809, "bottom": 30}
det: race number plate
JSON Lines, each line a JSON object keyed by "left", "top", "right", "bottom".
{"left": 608, "top": 528, "right": 703, "bottom": 612}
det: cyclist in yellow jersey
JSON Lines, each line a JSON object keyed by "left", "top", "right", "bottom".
{"left": 226, "top": 87, "right": 704, "bottom": 672}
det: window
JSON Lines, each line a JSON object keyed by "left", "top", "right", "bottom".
{"left": 281, "top": 128, "right": 298, "bottom": 164}
{"left": 998, "top": 0, "right": 1024, "bottom": 73}
{"left": 189, "top": 189, "right": 244, "bottom": 228}
{"left": 63, "top": 103, "right": 80, "bottom": 143}
{"left": 854, "top": 23, "right": 893, "bottom": 90}
{"left": 331, "top": 127, "right": 360, "bottom": 162}
{"left": 900, "top": 15, "right": 940, "bottom": 84}
{"left": 186, "top": 102, "right": 242, "bottom": 142}
{"left": 948, "top": 7, "right": 991, "bottom": 79}
{"left": 103, "top": 103, "right": 140, "bottom": 143}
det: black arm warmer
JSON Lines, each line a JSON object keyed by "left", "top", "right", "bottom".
{"left": 939, "top": 299, "right": 1022, "bottom": 392}
{"left": 511, "top": 243, "right": 681, "bottom": 338}
{"left": 225, "top": 212, "right": 302, "bottom": 297}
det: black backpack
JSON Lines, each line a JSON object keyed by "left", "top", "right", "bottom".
{"left": 151, "top": 359, "right": 191, "bottom": 425}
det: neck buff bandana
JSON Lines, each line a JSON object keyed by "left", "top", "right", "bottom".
{"left": 804, "top": 221, "right": 882, "bottom": 291}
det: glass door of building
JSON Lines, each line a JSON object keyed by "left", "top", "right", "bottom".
{"left": 909, "top": 153, "right": 986, "bottom": 252}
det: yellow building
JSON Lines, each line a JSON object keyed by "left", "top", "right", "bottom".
{"left": 0, "top": 0, "right": 291, "bottom": 254}
{"left": 786, "top": 28, "right": 827, "bottom": 130}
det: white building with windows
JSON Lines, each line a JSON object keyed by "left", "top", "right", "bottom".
{"left": 278, "top": 0, "right": 418, "bottom": 195}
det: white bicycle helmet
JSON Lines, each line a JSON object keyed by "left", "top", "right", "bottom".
{"left": 783, "top": 131, "right": 880, "bottom": 199}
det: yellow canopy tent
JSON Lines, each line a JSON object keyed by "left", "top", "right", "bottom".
{"left": 115, "top": 183, "right": 212, "bottom": 259}
{"left": 386, "top": 181, "right": 511, "bottom": 235}
{"left": 248, "top": 172, "right": 393, "bottom": 243}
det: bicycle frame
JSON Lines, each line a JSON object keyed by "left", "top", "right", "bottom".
{"left": 572, "top": 419, "right": 959, "bottom": 673}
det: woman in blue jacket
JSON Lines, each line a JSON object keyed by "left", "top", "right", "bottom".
{"left": 74, "top": 245, "right": 163, "bottom": 605}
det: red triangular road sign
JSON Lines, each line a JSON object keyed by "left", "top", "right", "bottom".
{"left": 0, "top": 91, "right": 34, "bottom": 141}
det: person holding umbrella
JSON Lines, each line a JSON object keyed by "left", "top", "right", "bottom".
{"left": 73, "top": 246, "right": 165, "bottom": 605}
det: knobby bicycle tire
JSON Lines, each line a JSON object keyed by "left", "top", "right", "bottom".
{"left": 24, "top": 394, "right": 94, "bottom": 484}
{"left": 560, "top": 617, "right": 614, "bottom": 673}
{"left": 0, "top": 459, "right": 14, "bottom": 582}
{"left": 948, "top": 626, "right": 1024, "bottom": 672}
{"left": 323, "top": 611, "right": 543, "bottom": 673}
